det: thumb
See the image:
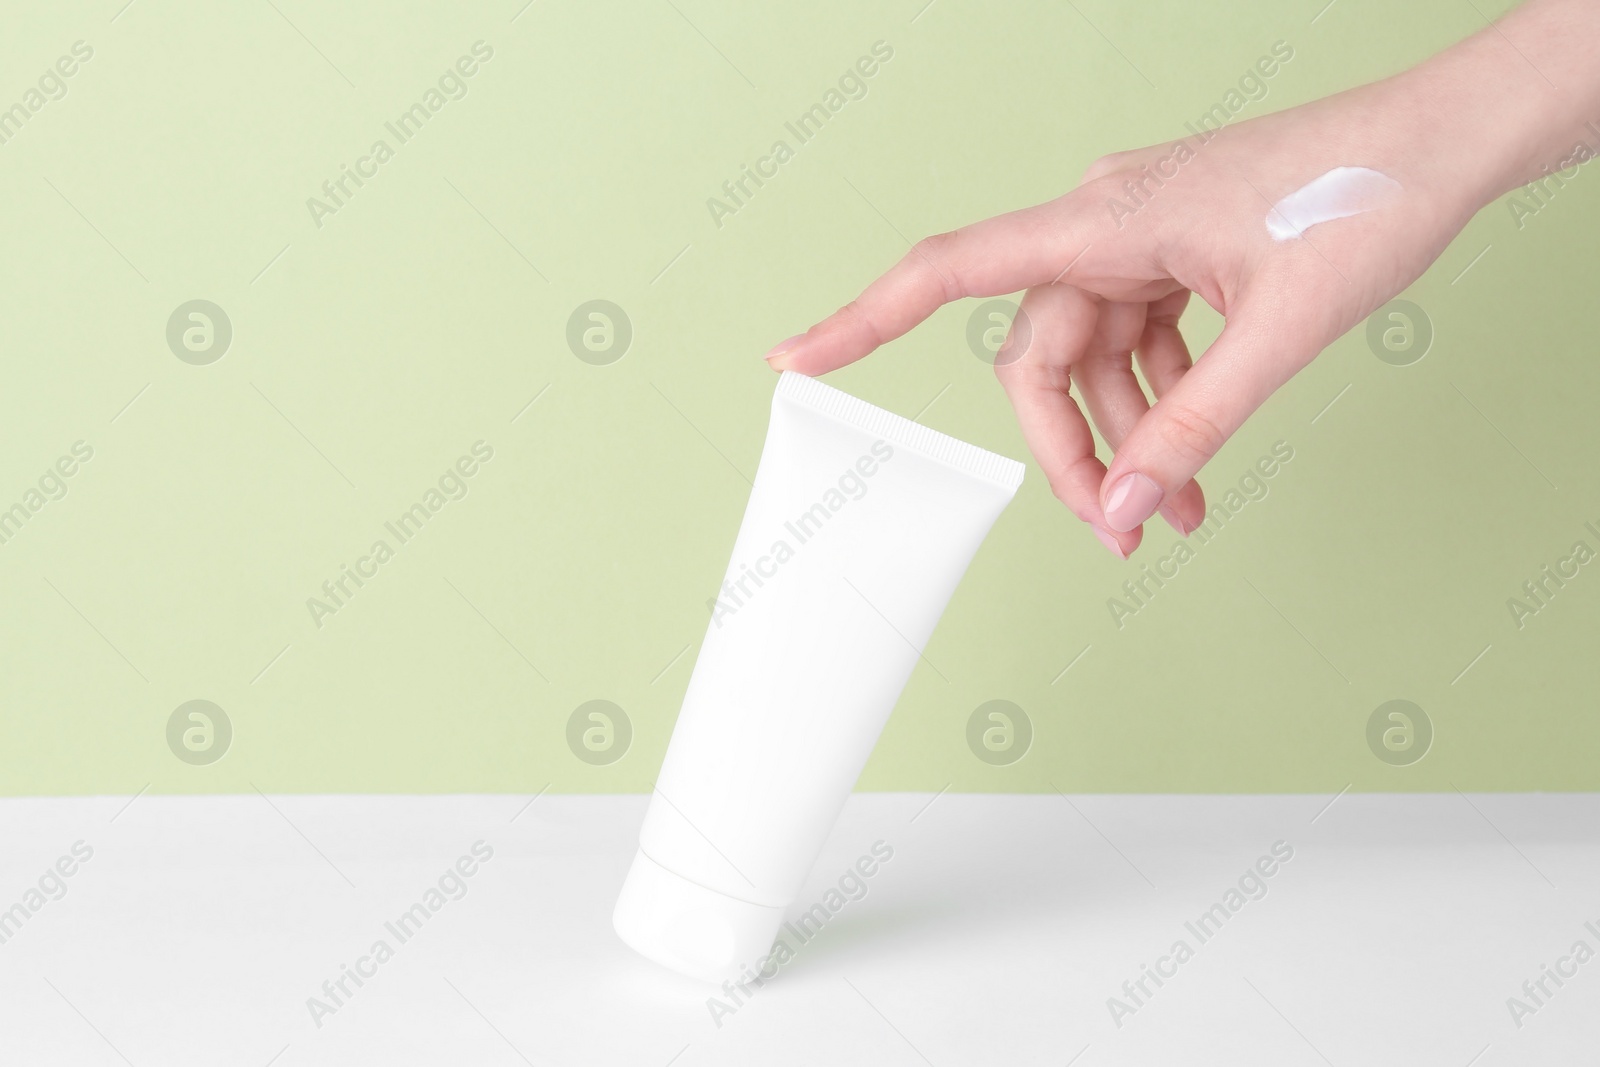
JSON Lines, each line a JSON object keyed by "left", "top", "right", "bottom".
{"left": 1099, "top": 295, "right": 1323, "bottom": 533}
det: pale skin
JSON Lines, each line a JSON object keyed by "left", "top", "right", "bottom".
{"left": 765, "top": 0, "right": 1600, "bottom": 557}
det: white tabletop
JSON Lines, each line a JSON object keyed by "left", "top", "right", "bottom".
{"left": 1, "top": 792, "right": 1594, "bottom": 1065}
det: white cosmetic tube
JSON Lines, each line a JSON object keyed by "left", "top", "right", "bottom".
{"left": 614, "top": 371, "right": 1024, "bottom": 982}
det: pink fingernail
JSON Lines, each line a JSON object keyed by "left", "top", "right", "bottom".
{"left": 764, "top": 334, "right": 805, "bottom": 367}
{"left": 1103, "top": 472, "right": 1163, "bottom": 533}
{"left": 1159, "top": 504, "right": 1191, "bottom": 536}
{"left": 1091, "top": 524, "right": 1127, "bottom": 560}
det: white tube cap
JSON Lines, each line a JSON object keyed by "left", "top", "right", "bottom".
{"left": 613, "top": 849, "right": 785, "bottom": 983}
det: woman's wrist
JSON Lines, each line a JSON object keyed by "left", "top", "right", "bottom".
{"left": 1401, "top": 0, "right": 1600, "bottom": 213}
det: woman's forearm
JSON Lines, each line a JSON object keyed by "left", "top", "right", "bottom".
{"left": 1407, "top": 0, "right": 1600, "bottom": 204}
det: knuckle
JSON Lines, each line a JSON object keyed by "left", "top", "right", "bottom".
{"left": 993, "top": 313, "right": 1035, "bottom": 374}
{"left": 909, "top": 232, "right": 962, "bottom": 300}
{"left": 911, "top": 230, "right": 955, "bottom": 259}
{"left": 836, "top": 299, "right": 887, "bottom": 349}
{"left": 1157, "top": 404, "right": 1227, "bottom": 462}
{"left": 1080, "top": 152, "right": 1128, "bottom": 185}
{"left": 1047, "top": 457, "right": 1103, "bottom": 523}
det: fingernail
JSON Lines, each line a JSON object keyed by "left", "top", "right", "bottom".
{"left": 1103, "top": 472, "right": 1163, "bottom": 533}
{"left": 1159, "top": 504, "right": 1191, "bottom": 536}
{"left": 1091, "top": 524, "right": 1127, "bottom": 560}
{"left": 764, "top": 334, "right": 805, "bottom": 369}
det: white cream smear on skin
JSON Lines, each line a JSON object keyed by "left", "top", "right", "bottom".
{"left": 1265, "top": 166, "right": 1401, "bottom": 240}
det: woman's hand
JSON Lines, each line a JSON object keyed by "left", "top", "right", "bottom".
{"left": 764, "top": 0, "right": 1600, "bottom": 556}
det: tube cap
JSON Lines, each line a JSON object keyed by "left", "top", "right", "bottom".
{"left": 613, "top": 849, "right": 785, "bottom": 983}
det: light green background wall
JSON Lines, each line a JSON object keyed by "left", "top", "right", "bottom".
{"left": 2, "top": 0, "right": 1592, "bottom": 796}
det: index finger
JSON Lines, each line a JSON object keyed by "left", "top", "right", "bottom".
{"left": 765, "top": 190, "right": 1107, "bottom": 376}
